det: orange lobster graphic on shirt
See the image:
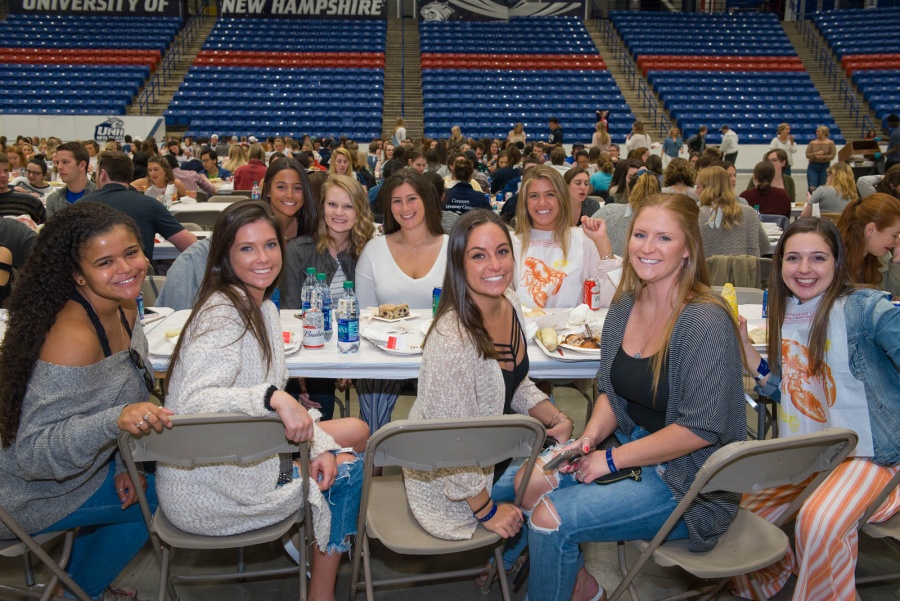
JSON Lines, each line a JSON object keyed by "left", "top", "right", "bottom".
{"left": 782, "top": 338, "right": 837, "bottom": 423}
{"left": 522, "top": 257, "right": 567, "bottom": 308}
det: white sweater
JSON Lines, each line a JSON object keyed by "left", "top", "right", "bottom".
{"left": 156, "top": 290, "right": 339, "bottom": 548}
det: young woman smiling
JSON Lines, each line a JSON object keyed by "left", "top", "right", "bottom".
{"left": 281, "top": 174, "right": 375, "bottom": 420}
{"left": 836, "top": 192, "right": 900, "bottom": 289}
{"left": 564, "top": 167, "right": 600, "bottom": 226}
{"left": 260, "top": 157, "right": 318, "bottom": 241}
{"left": 731, "top": 217, "right": 900, "bottom": 600}
{"left": 130, "top": 155, "right": 187, "bottom": 200}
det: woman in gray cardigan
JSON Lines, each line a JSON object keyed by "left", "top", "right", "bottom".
{"left": 0, "top": 203, "right": 174, "bottom": 601}
{"left": 281, "top": 174, "right": 375, "bottom": 419}
{"left": 518, "top": 193, "right": 746, "bottom": 601}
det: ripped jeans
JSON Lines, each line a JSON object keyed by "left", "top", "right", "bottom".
{"left": 524, "top": 427, "right": 689, "bottom": 601}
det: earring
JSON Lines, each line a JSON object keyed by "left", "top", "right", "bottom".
{"left": 75, "top": 277, "right": 86, "bottom": 286}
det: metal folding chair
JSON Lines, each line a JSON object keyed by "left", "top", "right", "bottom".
{"left": 609, "top": 428, "right": 859, "bottom": 601}
{"left": 348, "top": 416, "right": 546, "bottom": 601}
{"left": 119, "top": 413, "right": 310, "bottom": 601}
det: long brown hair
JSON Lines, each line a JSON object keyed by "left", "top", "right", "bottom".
{"left": 766, "top": 217, "right": 854, "bottom": 378}
{"left": 838, "top": 193, "right": 900, "bottom": 287}
{"left": 380, "top": 170, "right": 444, "bottom": 236}
{"left": 426, "top": 209, "right": 512, "bottom": 360}
{"left": 167, "top": 202, "right": 285, "bottom": 380}
{"left": 261, "top": 157, "right": 318, "bottom": 238}
{"left": 615, "top": 193, "right": 737, "bottom": 395}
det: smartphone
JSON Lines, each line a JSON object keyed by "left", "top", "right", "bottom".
{"left": 542, "top": 447, "right": 587, "bottom": 472}
{"left": 144, "top": 308, "right": 159, "bottom": 317}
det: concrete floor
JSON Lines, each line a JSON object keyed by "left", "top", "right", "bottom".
{"left": 3, "top": 386, "right": 900, "bottom": 601}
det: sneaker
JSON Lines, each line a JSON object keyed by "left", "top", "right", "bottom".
{"left": 99, "top": 586, "right": 142, "bottom": 601}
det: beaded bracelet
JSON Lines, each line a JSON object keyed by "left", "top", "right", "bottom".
{"left": 477, "top": 502, "right": 498, "bottom": 523}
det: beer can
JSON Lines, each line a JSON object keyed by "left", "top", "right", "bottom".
{"left": 303, "top": 308, "right": 325, "bottom": 349}
{"left": 583, "top": 278, "right": 601, "bottom": 310}
{"left": 432, "top": 287, "right": 442, "bottom": 317}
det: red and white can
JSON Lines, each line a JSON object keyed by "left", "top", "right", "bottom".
{"left": 583, "top": 278, "right": 601, "bottom": 310}
{"left": 303, "top": 308, "right": 325, "bottom": 349}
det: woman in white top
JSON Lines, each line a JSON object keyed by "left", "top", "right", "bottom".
{"left": 625, "top": 120, "right": 652, "bottom": 156}
{"left": 769, "top": 123, "right": 798, "bottom": 175}
{"left": 512, "top": 166, "right": 621, "bottom": 309}
{"left": 354, "top": 170, "right": 449, "bottom": 433}
{"left": 508, "top": 123, "right": 527, "bottom": 146}
{"left": 591, "top": 122, "right": 610, "bottom": 150}
{"left": 392, "top": 117, "right": 407, "bottom": 148}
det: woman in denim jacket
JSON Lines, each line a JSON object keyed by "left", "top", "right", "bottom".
{"left": 731, "top": 217, "right": 900, "bottom": 601}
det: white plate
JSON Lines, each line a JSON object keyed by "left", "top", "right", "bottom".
{"left": 533, "top": 338, "right": 597, "bottom": 362}
{"left": 745, "top": 318, "right": 767, "bottom": 352}
{"left": 559, "top": 343, "right": 602, "bottom": 355}
{"left": 371, "top": 342, "right": 422, "bottom": 355}
{"left": 420, "top": 319, "right": 433, "bottom": 336}
{"left": 284, "top": 342, "right": 301, "bottom": 355}
{"left": 371, "top": 314, "right": 414, "bottom": 323}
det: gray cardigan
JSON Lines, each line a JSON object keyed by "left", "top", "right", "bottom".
{"left": 698, "top": 205, "right": 771, "bottom": 258}
{"left": 281, "top": 235, "right": 356, "bottom": 311}
{"left": 598, "top": 294, "right": 746, "bottom": 551}
{"left": 0, "top": 324, "right": 151, "bottom": 538}
{"left": 591, "top": 202, "right": 633, "bottom": 257}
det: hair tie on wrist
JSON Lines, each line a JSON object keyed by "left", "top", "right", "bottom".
{"left": 472, "top": 497, "right": 492, "bottom": 516}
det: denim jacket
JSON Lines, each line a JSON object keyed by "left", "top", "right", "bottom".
{"left": 757, "top": 289, "right": 900, "bottom": 465}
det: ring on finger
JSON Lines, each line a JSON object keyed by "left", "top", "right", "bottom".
{"left": 143, "top": 412, "right": 152, "bottom": 421}
{"left": 137, "top": 420, "right": 145, "bottom": 428}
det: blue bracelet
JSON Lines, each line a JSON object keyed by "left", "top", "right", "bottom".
{"left": 754, "top": 357, "right": 771, "bottom": 382}
{"left": 477, "top": 502, "right": 498, "bottom": 523}
{"left": 606, "top": 448, "right": 618, "bottom": 474}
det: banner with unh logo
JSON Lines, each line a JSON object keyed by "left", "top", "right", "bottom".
{"left": 9, "top": 0, "right": 183, "bottom": 16}
{"left": 217, "top": 0, "right": 386, "bottom": 18}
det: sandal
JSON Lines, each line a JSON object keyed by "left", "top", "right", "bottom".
{"left": 475, "top": 552, "right": 528, "bottom": 595}
{"left": 99, "top": 586, "right": 144, "bottom": 601}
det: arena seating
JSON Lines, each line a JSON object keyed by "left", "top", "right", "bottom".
{"left": 613, "top": 11, "right": 843, "bottom": 144}
{"left": 0, "top": 14, "right": 178, "bottom": 114}
{"left": 812, "top": 7, "right": 899, "bottom": 127}
{"left": 173, "top": 18, "right": 385, "bottom": 139}
{"left": 420, "top": 16, "right": 634, "bottom": 142}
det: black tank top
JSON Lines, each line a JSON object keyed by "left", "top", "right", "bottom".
{"left": 70, "top": 289, "right": 132, "bottom": 358}
{"left": 494, "top": 308, "right": 529, "bottom": 415}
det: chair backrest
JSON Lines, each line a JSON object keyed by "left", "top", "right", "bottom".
{"left": 697, "top": 428, "right": 857, "bottom": 525}
{"left": 172, "top": 210, "right": 220, "bottom": 230}
{"left": 195, "top": 191, "right": 209, "bottom": 203}
{"left": 208, "top": 195, "right": 237, "bottom": 203}
{"left": 759, "top": 213, "right": 789, "bottom": 231}
{"left": 858, "top": 468, "right": 900, "bottom": 528}
{"left": 140, "top": 275, "right": 165, "bottom": 306}
{"left": 119, "top": 413, "right": 304, "bottom": 467}
{"left": 758, "top": 257, "right": 773, "bottom": 289}
{"left": 366, "top": 416, "right": 545, "bottom": 473}
{"left": 712, "top": 285, "right": 765, "bottom": 304}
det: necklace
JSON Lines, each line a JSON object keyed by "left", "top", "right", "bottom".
{"left": 634, "top": 300, "right": 672, "bottom": 359}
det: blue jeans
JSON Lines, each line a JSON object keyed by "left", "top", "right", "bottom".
{"left": 807, "top": 162, "right": 829, "bottom": 189}
{"left": 291, "top": 452, "right": 365, "bottom": 554}
{"left": 38, "top": 461, "right": 154, "bottom": 599}
{"left": 524, "top": 429, "right": 690, "bottom": 601}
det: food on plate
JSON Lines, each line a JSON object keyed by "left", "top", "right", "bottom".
{"left": 165, "top": 328, "right": 183, "bottom": 339}
{"left": 536, "top": 327, "right": 559, "bottom": 352}
{"left": 748, "top": 327, "right": 767, "bottom": 345}
{"left": 563, "top": 333, "right": 601, "bottom": 349}
{"left": 720, "top": 283, "right": 738, "bottom": 320}
{"left": 524, "top": 307, "right": 546, "bottom": 318}
{"left": 377, "top": 303, "right": 409, "bottom": 319}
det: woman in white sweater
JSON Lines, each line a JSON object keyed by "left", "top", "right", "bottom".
{"left": 354, "top": 170, "right": 449, "bottom": 433}
{"left": 624, "top": 120, "right": 652, "bottom": 156}
{"left": 157, "top": 201, "right": 368, "bottom": 601}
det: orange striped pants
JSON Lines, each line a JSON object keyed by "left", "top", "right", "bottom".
{"left": 729, "top": 458, "right": 900, "bottom": 601}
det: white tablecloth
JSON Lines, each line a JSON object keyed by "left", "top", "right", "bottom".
{"left": 147, "top": 309, "right": 603, "bottom": 379}
{"left": 168, "top": 203, "right": 229, "bottom": 214}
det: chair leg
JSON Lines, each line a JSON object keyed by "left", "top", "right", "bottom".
{"left": 609, "top": 542, "right": 641, "bottom": 601}
{"left": 494, "top": 545, "right": 512, "bottom": 601}
{"left": 362, "top": 534, "right": 375, "bottom": 601}
{"left": 23, "top": 550, "right": 35, "bottom": 586}
{"left": 348, "top": 534, "right": 362, "bottom": 601}
{"left": 299, "top": 525, "right": 307, "bottom": 601}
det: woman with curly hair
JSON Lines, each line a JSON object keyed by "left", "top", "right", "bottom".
{"left": 801, "top": 162, "right": 858, "bottom": 218}
{"left": 281, "top": 174, "right": 375, "bottom": 419}
{"left": 0, "top": 203, "right": 174, "bottom": 601}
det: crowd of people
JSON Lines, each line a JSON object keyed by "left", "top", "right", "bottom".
{"left": 0, "top": 115, "right": 898, "bottom": 601}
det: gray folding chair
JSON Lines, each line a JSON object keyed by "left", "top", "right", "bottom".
{"left": 0, "top": 506, "right": 91, "bottom": 601}
{"left": 348, "top": 415, "right": 546, "bottom": 601}
{"left": 118, "top": 413, "right": 310, "bottom": 601}
{"left": 712, "top": 285, "right": 765, "bottom": 305}
{"left": 207, "top": 195, "right": 239, "bottom": 203}
{"left": 608, "top": 428, "right": 859, "bottom": 601}
{"left": 140, "top": 275, "right": 166, "bottom": 307}
{"left": 170, "top": 210, "right": 220, "bottom": 230}
{"left": 759, "top": 214, "right": 789, "bottom": 231}
{"left": 856, "top": 469, "right": 900, "bottom": 594}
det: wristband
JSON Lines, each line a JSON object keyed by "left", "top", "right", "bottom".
{"left": 754, "top": 358, "right": 771, "bottom": 382}
{"left": 606, "top": 448, "right": 618, "bottom": 474}
{"left": 477, "top": 502, "right": 498, "bottom": 523}
{"left": 263, "top": 385, "right": 278, "bottom": 411}
{"left": 0, "top": 262, "right": 11, "bottom": 273}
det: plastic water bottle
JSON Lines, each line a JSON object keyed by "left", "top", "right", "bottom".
{"left": 315, "top": 273, "right": 332, "bottom": 341}
{"left": 270, "top": 287, "right": 280, "bottom": 310}
{"left": 251, "top": 181, "right": 261, "bottom": 200}
{"left": 164, "top": 183, "right": 176, "bottom": 207}
{"left": 762, "top": 289, "right": 768, "bottom": 319}
{"left": 336, "top": 281, "right": 360, "bottom": 354}
{"left": 136, "top": 291, "right": 145, "bottom": 321}
{"left": 300, "top": 267, "right": 316, "bottom": 311}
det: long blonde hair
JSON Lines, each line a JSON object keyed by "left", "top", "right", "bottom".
{"left": 328, "top": 148, "right": 356, "bottom": 176}
{"left": 393, "top": 117, "right": 405, "bottom": 135}
{"left": 316, "top": 174, "right": 375, "bottom": 259}
{"left": 223, "top": 144, "right": 247, "bottom": 172}
{"left": 615, "top": 193, "right": 736, "bottom": 394}
{"left": 697, "top": 166, "right": 741, "bottom": 229}
{"left": 514, "top": 165, "right": 572, "bottom": 262}
{"left": 827, "top": 162, "right": 859, "bottom": 203}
